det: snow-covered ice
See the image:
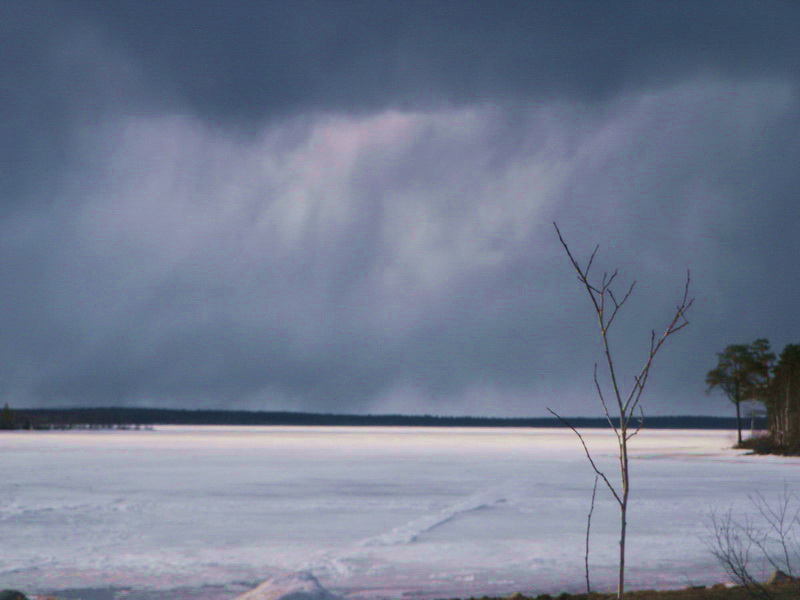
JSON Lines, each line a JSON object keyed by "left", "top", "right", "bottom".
{"left": 234, "top": 571, "right": 343, "bottom": 600}
{"left": 1, "top": 426, "right": 797, "bottom": 599}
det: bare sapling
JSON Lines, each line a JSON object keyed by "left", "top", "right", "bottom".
{"left": 707, "top": 486, "right": 800, "bottom": 600}
{"left": 707, "top": 508, "right": 772, "bottom": 600}
{"left": 550, "top": 223, "right": 693, "bottom": 599}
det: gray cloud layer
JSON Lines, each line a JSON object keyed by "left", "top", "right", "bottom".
{"left": 2, "top": 1, "right": 799, "bottom": 416}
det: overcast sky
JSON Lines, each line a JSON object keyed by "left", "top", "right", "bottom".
{"left": 2, "top": 1, "right": 799, "bottom": 417}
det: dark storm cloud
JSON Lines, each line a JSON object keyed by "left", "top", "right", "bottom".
{"left": 0, "top": 1, "right": 152, "bottom": 210}
{"left": 1, "top": 1, "right": 799, "bottom": 416}
{"left": 57, "top": 1, "right": 800, "bottom": 121}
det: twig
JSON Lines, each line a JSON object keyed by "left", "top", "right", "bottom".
{"left": 547, "top": 408, "right": 621, "bottom": 505}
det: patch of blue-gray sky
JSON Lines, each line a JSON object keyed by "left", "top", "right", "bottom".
{"left": 1, "top": 1, "right": 799, "bottom": 416}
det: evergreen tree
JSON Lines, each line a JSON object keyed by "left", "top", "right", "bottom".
{"left": 766, "top": 343, "right": 800, "bottom": 448}
{"left": 0, "top": 403, "right": 15, "bottom": 430}
{"left": 706, "top": 339, "right": 773, "bottom": 445}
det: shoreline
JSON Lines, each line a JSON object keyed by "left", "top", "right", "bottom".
{"left": 24, "top": 580, "right": 800, "bottom": 600}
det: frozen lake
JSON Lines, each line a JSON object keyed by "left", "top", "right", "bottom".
{"left": 1, "top": 426, "right": 797, "bottom": 599}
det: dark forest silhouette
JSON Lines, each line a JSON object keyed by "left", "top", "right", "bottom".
{"left": 0, "top": 406, "right": 761, "bottom": 431}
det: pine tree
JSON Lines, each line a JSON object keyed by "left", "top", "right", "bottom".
{"left": 706, "top": 339, "right": 773, "bottom": 445}
{"left": 766, "top": 344, "right": 800, "bottom": 448}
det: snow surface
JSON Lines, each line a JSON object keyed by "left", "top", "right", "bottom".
{"left": 1, "top": 426, "right": 797, "bottom": 599}
{"left": 234, "top": 571, "right": 343, "bottom": 600}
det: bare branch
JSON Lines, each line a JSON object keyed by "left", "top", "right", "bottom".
{"left": 585, "top": 474, "right": 599, "bottom": 595}
{"left": 626, "top": 405, "right": 645, "bottom": 441}
{"left": 604, "top": 270, "right": 619, "bottom": 294}
{"left": 554, "top": 223, "right": 604, "bottom": 317}
{"left": 622, "top": 275, "right": 694, "bottom": 416}
{"left": 606, "top": 281, "right": 636, "bottom": 331}
{"left": 705, "top": 509, "right": 772, "bottom": 600}
{"left": 585, "top": 244, "right": 600, "bottom": 278}
{"left": 547, "top": 408, "right": 622, "bottom": 505}
{"left": 707, "top": 488, "right": 800, "bottom": 600}
{"left": 749, "top": 488, "right": 800, "bottom": 578}
{"left": 594, "top": 364, "right": 621, "bottom": 443}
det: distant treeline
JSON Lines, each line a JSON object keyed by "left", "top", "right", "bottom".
{"left": 4, "top": 407, "right": 765, "bottom": 430}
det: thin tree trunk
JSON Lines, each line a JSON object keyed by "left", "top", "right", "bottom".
{"left": 585, "top": 475, "right": 598, "bottom": 595}
{"left": 618, "top": 436, "right": 629, "bottom": 599}
{"left": 619, "top": 503, "right": 627, "bottom": 598}
{"left": 735, "top": 400, "right": 742, "bottom": 445}
{"left": 785, "top": 382, "right": 791, "bottom": 446}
